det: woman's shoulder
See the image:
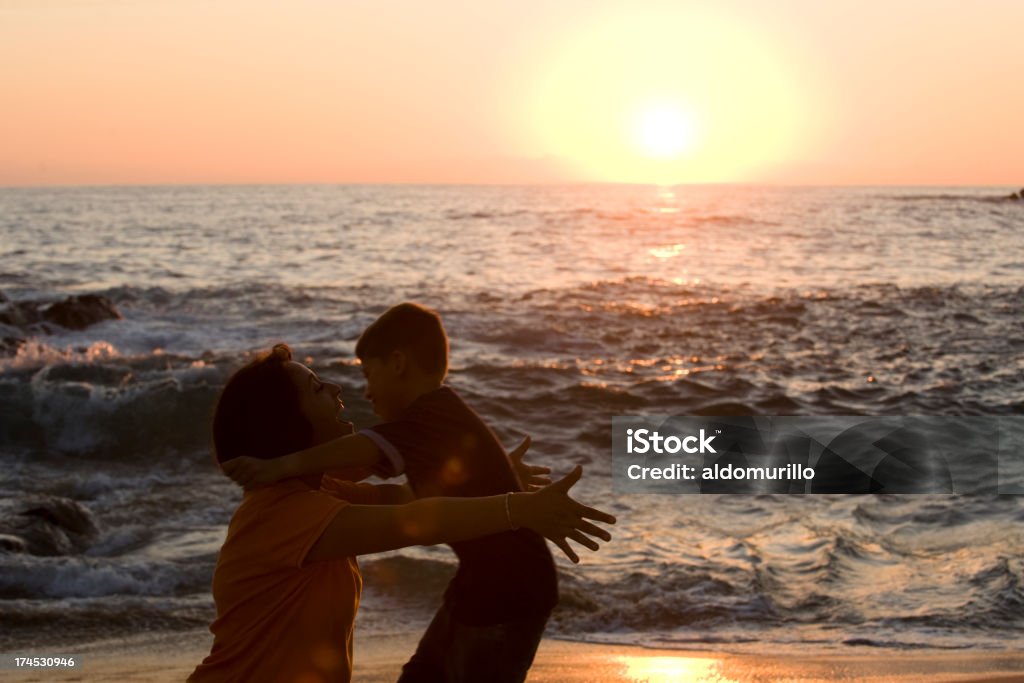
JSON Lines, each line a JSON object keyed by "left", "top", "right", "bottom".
{"left": 231, "top": 481, "right": 341, "bottom": 529}
{"left": 218, "top": 481, "right": 350, "bottom": 570}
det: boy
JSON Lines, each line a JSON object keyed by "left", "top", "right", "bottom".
{"left": 228, "top": 303, "right": 602, "bottom": 682}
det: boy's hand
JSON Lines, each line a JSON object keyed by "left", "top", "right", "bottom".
{"left": 508, "top": 437, "right": 552, "bottom": 492}
{"left": 222, "top": 456, "right": 289, "bottom": 490}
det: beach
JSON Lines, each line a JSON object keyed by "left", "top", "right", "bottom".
{"left": 2, "top": 184, "right": 1022, "bottom": 676}
{"left": 4, "top": 631, "right": 1024, "bottom": 683}
{"left": 4, "top": 0, "right": 1024, "bottom": 676}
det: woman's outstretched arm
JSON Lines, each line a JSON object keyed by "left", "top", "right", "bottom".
{"left": 305, "top": 466, "right": 614, "bottom": 564}
{"left": 224, "top": 436, "right": 543, "bottom": 491}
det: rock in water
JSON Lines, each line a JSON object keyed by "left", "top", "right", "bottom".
{"left": 42, "top": 295, "right": 122, "bottom": 330}
{"left": 0, "top": 301, "right": 41, "bottom": 328}
{"left": 0, "top": 496, "right": 99, "bottom": 556}
{"left": 0, "top": 534, "right": 28, "bottom": 553}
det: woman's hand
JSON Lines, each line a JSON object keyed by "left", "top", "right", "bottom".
{"left": 221, "top": 456, "right": 289, "bottom": 490}
{"left": 508, "top": 436, "right": 553, "bottom": 491}
{"left": 510, "top": 465, "right": 615, "bottom": 563}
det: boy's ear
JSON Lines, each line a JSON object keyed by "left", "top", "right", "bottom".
{"left": 388, "top": 350, "right": 407, "bottom": 376}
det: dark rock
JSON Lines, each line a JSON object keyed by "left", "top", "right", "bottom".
{"left": 0, "top": 293, "right": 121, "bottom": 342}
{"left": 0, "top": 534, "right": 27, "bottom": 553}
{"left": 0, "top": 301, "right": 41, "bottom": 328}
{"left": 41, "top": 295, "right": 121, "bottom": 331}
{"left": 0, "top": 496, "right": 99, "bottom": 556}
{"left": 21, "top": 499, "right": 99, "bottom": 537}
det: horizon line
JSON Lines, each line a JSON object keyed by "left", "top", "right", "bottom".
{"left": 1, "top": 180, "right": 1021, "bottom": 191}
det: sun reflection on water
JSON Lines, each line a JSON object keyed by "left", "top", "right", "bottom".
{"left": 649, "top": 243, "right": 686, "bottom": 259}
{"left": 616, "top": 655, "right": 737, "bottom": 683}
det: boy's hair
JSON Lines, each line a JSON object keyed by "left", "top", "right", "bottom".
{"left": 211, "top": 343, "right": 314, "bottom": 464}
{"left": 356, "top": 303, "right": 449, "bottom": 378}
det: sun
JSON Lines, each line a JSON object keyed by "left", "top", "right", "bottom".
{"left": 633, "top": 104, "right": 696, "bottom": 159}
{"left": 524, "top": 5, "right": 812, "bottom": 183}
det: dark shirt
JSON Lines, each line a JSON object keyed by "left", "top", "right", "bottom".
{"left": 361, "top": 386, "right": 558, "bottom": 625}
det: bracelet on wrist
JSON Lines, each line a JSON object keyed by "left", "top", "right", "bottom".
{"left": 505, "top": 492, "right": 520, "bottom": 530}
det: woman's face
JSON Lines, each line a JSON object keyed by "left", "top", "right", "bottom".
{"left": 282, "top": 361, "right": 354, "bottom": 440}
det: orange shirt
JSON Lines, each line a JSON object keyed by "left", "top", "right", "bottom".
{"left": 189, "top": 478, "right": 381, "bottom": 683}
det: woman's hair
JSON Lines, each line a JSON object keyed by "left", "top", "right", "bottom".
{"left": 212, "top": 343, "right": 314, "bottom": 464}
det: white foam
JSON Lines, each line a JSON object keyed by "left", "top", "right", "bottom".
{"left": 0, "top": 339, "right": 120, "bottom": 372}
{"left": 0, "top": 555, "right": 206, "bottom": 598}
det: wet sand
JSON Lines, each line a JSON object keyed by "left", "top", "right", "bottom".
{"left": 3, "top": 630, "right": 1024, "bottom": 682}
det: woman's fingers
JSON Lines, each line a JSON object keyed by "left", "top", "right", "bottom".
{"left": 508, "top": 436, "right": 532, "bottom": 463}
{"left": 551, "top": 537, "right": 579, "bottom": 564}
{"left": 525, "top": 464, "right": 552, "bottom": 476}
{"left": 566, "top": 529, "right": 600, "bottom": 552}
{"left": 526, "top": 475, "right": 553, "bottom": 488}
{"left": 535, "top": 466, "right": 615, "bottom": 562}
{"left": 573, "top": 502, "right": 616, "bottom": 525}
{"left": 574, "top": 519, "right": 612, "bottom": 542}
{"left": 550, "top": 465, "right": 583, "bottom": 493}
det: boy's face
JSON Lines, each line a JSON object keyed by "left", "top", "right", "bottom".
{"left": 360, "top": 355, "right": 404, "bottom": 420}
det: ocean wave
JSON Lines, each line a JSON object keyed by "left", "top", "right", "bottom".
{"left": 458, "top": 280, "right": 1024, "bottom": 417}
{"left": 886, "top": 193, "right": 1022, "bottom": 203}
{"left": 0, "top": 595, "right": 213, "bottom": 650}
{"left": 0, "top": 555, "right": 209, "bottom": 599}
{"left": 0, "top": 353, "right": 227, "bottom": 457}
{"left": 1, "top": 279, "right": 1020, "bottom": 466}
{"left": 840, "top": 637, "right": 971, "bottom": 650}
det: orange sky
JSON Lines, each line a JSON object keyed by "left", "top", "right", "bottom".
{"left": 1, "top": 0, "right": 1021, "bottom": 186}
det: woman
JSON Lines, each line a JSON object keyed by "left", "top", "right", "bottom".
{"left": 189, "top": 344, "right": 613, "bottom": 682}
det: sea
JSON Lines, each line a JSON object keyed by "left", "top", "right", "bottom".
{"left": 0, "top": 184, "right": 1022, "bottom": 655}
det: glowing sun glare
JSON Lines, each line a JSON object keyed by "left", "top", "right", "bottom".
{"left": 617, "top": 655, "right": 735, "bottom": 683}
{"left": 634, "top": 105, "right": 695, "bottom": 159}
{"left": 527, "top": 5, "right": 811, "bottom": 183}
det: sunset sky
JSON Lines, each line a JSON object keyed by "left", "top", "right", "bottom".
{"left": 2, "top": 0, "right": 1021, "bottom": 186}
